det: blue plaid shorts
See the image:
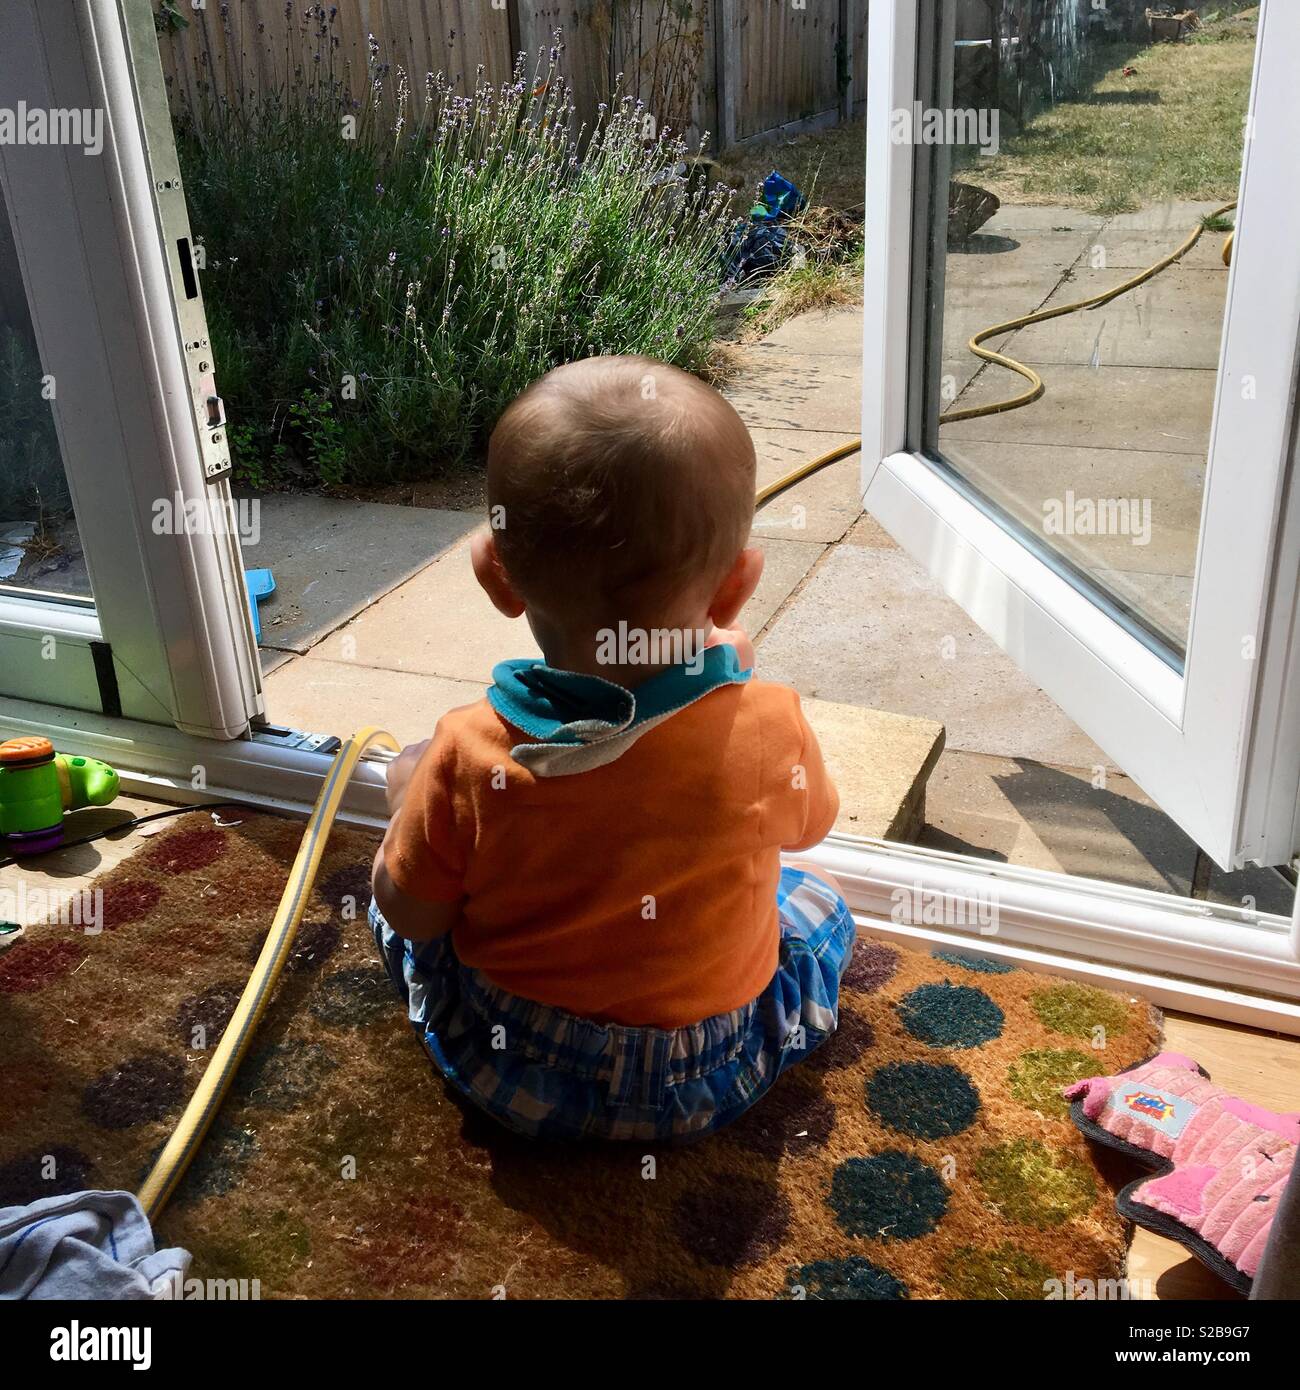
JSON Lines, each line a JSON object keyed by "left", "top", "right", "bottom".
{"left": 369, "top": 866, "right": 855, "bottom": 1141}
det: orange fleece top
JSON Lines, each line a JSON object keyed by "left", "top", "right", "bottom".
{"left": 385, "top": 678, "right": 839, "bottom": 1029}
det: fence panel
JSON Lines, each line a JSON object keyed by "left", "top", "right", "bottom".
{"left": 152, "top": 0, "right": 867, "bottom": 150}
{"left": 732, "top": 0, "right": 842, "bottom": 143}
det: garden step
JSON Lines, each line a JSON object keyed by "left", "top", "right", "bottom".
{"left": 800, "top": 696, "right": 945, "bottom": 844}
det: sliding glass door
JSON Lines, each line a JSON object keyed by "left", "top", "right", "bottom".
{"left": 863, "top": 0, "right": 1300, "bottom": 872}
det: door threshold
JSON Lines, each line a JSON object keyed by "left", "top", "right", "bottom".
{"left": 4, "top": 696, "right": 1298, "bottom": 1031}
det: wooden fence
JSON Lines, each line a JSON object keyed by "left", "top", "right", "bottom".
{"left": 153, "top": 0, "right": 870, "bottom": 153}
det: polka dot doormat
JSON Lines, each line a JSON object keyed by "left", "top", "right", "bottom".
{"left": 0, "top": 812, "right": 1162, "bottom": 1299}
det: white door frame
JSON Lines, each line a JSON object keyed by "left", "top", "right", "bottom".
{"left": 861, "top": 0, "right": 1300, "bottom": 872}
{"left": 0, "top": 0, "right": 262, "bottom": 737}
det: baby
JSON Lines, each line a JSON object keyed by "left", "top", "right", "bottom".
{"left": 370, "top": 355, "right": 854, "bottom": 1140}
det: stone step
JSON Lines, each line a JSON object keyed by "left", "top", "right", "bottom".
{"left": 801, "top": 697, "right": 945, "bottom": 843}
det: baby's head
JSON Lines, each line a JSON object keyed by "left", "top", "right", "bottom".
{"left": 473, "top": 355, "right": 761, "bottom": 675}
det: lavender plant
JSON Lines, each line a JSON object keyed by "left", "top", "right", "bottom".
{"left": 176, "top": 27, "right": 732, "bottom": 488}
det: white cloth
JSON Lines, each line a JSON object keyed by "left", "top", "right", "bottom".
{"left": 0, "top": 1189, "right": 190, "bottom": 1300}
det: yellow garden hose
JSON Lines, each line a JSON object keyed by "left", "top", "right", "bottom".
{"left": 755, "top": 201, "right": 1238, "bottom": 504}
{"left": 136, "top": 725, "right": 398, "bottom": 1222}
{"left": 754, "top": 438, "right": 864, "bottom": 507}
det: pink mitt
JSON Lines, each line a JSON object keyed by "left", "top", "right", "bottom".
{"left": 1065, "top": 1051, "right": 1298, "bottom": 1294}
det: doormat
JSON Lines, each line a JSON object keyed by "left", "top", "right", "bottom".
{"left": 0, "top": 811, "right": 1162, "bottom": 1299}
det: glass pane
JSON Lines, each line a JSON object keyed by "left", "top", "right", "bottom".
{"left": 921, "top": 1, "right": 1258, "bottom": 661}
{"left": 0, "top": 177, "right": 91, "bottom": 600}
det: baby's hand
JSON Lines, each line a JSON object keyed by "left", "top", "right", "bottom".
{"left": 705, "top": 622, "right": 756, "bottom": 673}
{"left": 385, "top": 738, "right": 430, "bottom": 817}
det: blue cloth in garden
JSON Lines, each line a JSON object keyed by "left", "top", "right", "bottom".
{"left": 724, "top": 170, "right": 807, "bottom": 281}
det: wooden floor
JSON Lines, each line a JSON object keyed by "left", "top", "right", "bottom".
{"left": 1128, "top": 1012, "right": 1300, "bottom": 1300}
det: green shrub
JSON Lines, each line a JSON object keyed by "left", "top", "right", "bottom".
{"left": 176, "top": 43, "right": 732, "bottom": 489}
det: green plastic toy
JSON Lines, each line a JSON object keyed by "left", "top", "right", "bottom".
{"left": 0, "top": 736, "right": 120, "bottom": 855}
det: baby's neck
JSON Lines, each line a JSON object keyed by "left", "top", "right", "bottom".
{"left": 538, "top": 617, "right": 711, "bottom": 690}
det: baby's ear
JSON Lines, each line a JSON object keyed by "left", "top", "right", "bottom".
{"left": 470, "top": 528, "right": 527, "bottom": 619}
{"left": 709, "top": 546, "right": 764, "bottom": 629}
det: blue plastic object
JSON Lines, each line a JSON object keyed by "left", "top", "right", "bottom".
{"left": 724, "top": 170, "right": 807, "bottom": 282}
{"left": 752, "top": 170, "right": 806, "bottom": 222}
{"left": 244, "top": 567, "right": 276, "bottom": 643}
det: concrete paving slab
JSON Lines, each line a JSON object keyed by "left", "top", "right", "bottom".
{"left": 309, "top": 534, "right": 539, "bottom": 684}
{"left": 918, "top": 749, "right": 1194, "bottom": 893}
{"left": 744, "top": 536, "right": 826, "bottom": 637}
{"left": 242, "top": 495, "right": 479, "bottom": 655}
{"left": 944, "top": 441, "right": 1204, "bottom": 579}
{"left": 939, "top": 252, "right": 1088, "bottom": 384}
{"left": 943, "top": 249, "right": 1078, "bottom": 292}
{"left": 761, "top": 309, "right": 864, "bottom": 356}
{"left": 801, "top": 697, "right": 944, "bottom": 842}
{"left": 755, "top": 544, "right": 1113, "bottom": 768}
{"left": 918, "top": 747, "right": 1294, "bottom": 912}
{"left": 940, "top": 280, "right": 1070, "bottom": 361}
{"left": 300, "top": 526, "right": 823, "bottom": 682}
{"left": 259, "top": 646, "right": 296, "bottom": 677}
{"left": 1005, "top": 265, "right": 1229, "bottom": 369}
{"left": 982, "top": 206, "right": 1106, "bottom": 234}
{"left": 945, "top": 228, "right": 1094, "bottom": 271}
{"left": 1090, "top": 227, "right": 1230, "bottom": 272}
{"left": 263, "top": 654, "right": 485, "bottom": 747}
{"left": 842, "top": 511, "right": 899, "bottom": 549}
{"left": 1102, "top": 201, "right": 1225, "bottom": 234}
{"left": 941, "top": 355, "right": 987, "bottom": 401}
{"left": 916, "top": 751, "right": 1066, "bottom": 872}
{"left": 723, "top": 348, "right": 861, "bottom": 433}
{"left": 752, "top": 436, "right": 862, "bottom": 543}
{"left": 941, "top": 361, "right": 1216, "bottom": 456}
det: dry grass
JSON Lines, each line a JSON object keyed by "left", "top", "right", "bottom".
{"left": 737, "top": 221, "right": 864, "bottom": 343}
{"left": 705, "top": 10, "right": 1254, "bottom": 346}
{"left": 715, "top": 118, "right": 868, "bottom": 215}
{"left": 711, "top": 8, "right": 1255, "bottom": 222}
{"left": 710, "top": 144, "right": 867, "bottom": 345}
{"left": 970, "top": 11, "right": 1258, "bottom": 214}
